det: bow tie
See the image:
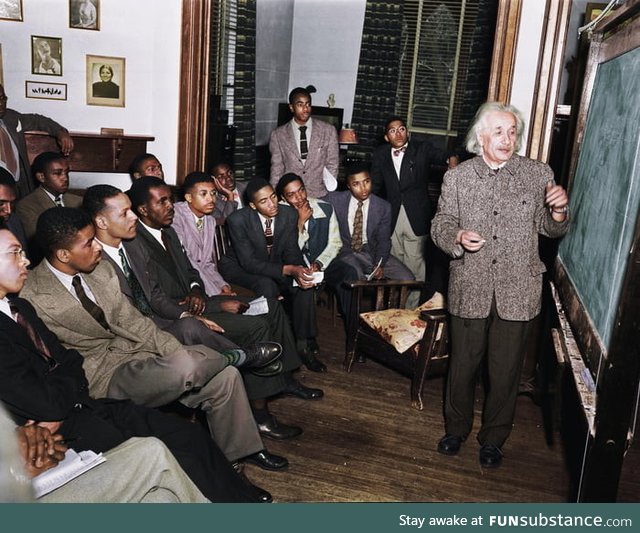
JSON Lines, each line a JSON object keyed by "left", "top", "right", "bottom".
{"left": 393, "top": 147, "right": 406, "bottom": 157}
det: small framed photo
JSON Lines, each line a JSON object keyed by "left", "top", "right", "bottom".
{"left": 31, "top": 36, "right": 63, "bottom": 76}
{"left": 25, "top": 81, "right": 68, "bottom": 101}
{"left": 86, "top": 54, "right": 125, "bottom": 107}
{"left": 0, "top": 0, "right": 23, "bottom": 22}
{"left": 69, "top": 0, "right": 100, "bottom": 31}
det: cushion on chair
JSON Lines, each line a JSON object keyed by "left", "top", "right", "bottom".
{"left": 359, "top": 293, "right": 445, "bottom": 353}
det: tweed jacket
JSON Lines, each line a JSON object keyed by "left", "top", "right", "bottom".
{"left": 370, "top": 140, "right": 446, "bottom": 236}
{"left": 172, "top": 201, "right": 229, "bottom": 296}
{"left": 16, "top": 187, "right": 83, "bottom": 239}
{"left": 20, "top": 259, "right": 185, "bottom": 398}
{"left": 325, "top": 190, "right": 394, "bottom": 266}
{"left": 431, "top": 155, "right": 569, "bottom": 321}
{"left": 269, "top": 118, "right": 339, "bottom": 198}
{"left": 0, "top": 108, "right": 69, "bottom": 198}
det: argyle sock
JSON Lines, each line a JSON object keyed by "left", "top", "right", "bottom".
{"left": 221, "top": 349, "right": 247, "bottom": 367}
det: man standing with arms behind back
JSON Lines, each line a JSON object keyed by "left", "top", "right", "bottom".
{"left": 269, "top": 87, "right": 339, "bottom": 198}
{"left": 431, "top": 102, "right": 569, "bottom": 469}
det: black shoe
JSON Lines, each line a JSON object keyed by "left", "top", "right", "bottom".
{"left": 249, "top": 359, "right": 283, "bottom": 378}
{"left": 232, "top": 462, "right": 272, "bottom": 503}
{"left": 282, "top": 379, "right": 324, "bottom": 400}
{"left": 437, "top": 434, "right": 463, "bottom": 456}
{"left": 257, "top": 415, "right": 303, "bottom": 440}
{"left": 479, "top": 444, "right": 503, "bottom": 468}
{"left": 243, "top": 450, "right": 289, "bottom": 471}
{"left": 300, "top": 349, "right": 327, "bottom": 373}
{"left": 242, "top": 342, "right": 282, "bottom": 369}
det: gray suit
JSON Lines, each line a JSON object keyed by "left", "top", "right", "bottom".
{"left": 269, "top": 118, "right": 339, "bottom": 198}
{"left": 16, "top": 187, "right": 82, "bottom": 239}
{"left": 20, "top": 259, "right": 264, "bottom": 462}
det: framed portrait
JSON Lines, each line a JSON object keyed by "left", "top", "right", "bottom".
{"left": 25, "top": 81, "right": 68, "bottom": 101}
{"left": 86, "top": 54, "right": 125, "bottom": 107}
{"left": 31, "top": 36, "right": 63, "bottom": 77}
{"left": 0, "top": 0, "right": 23, "bottom": 22}
{"left": 69, "top": 0, "right": 100, "bottom": 31}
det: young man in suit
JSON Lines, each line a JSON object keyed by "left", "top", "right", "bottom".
{"left": 269, "top": 87, "right": 339, "bottom": 198}
{"left": 0, "top": 83, "right": 73, "bottom": 198}
{"left": 0, "top": 225, "right": 269, "bottom": 503}
{"left": 16, "top": 151, "right": 82, "bottom": 242}
{"left": 19, "top": 207, "right": 279, "bottom": 485}
{"left": 219, "top": 178, "right": 327, "bottom": 372}
{"left": 128, "top": 152, "right": 164, "bottom": 181}
{"left": 210, "top": 162, "right": 246, "bottom": 225}
{"left": 370, "top": 117, "right": 458, "bottom": 306}
{"left": 324, "top": 164, "right": 415, "bottom": 320}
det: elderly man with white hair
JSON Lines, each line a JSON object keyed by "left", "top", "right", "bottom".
{"left": 431, "top": 102, "right": 569, "bottom": 468}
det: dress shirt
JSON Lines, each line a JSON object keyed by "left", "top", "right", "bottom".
{"left": 348, "top": 196, "right": 370, "bottom": 247}
{"left": 290, "top": 118, "right": 313, "bottom": 160}
{"left": 41, "top": 188, "right": 64, "bottom": 206}
{"left": 392, "top": 143, "right": 408, "bottom": 177}
{"left": 97, "top": 239, "right": 126, "bottom": 274}
{"left": 45, "top": 260, "right": 98, "bottom": 304}
{"left": 0, "top": 297, "right": 15, "bottom": 321}
{"left": 139, "top": 221, "right": 165, "bottom": 249}
{"left": 258, "top": 212, "right": 276, "bottom": 234}
{"left": 0, "top": 120, "right": 20, "bottom": 182}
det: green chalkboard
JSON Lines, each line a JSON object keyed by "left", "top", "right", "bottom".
{"left": 558, "top": 45, "right": 640, "bottom": 350}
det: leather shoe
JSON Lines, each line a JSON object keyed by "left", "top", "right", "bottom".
{"left": 437, "top": 434, "right": 463, "bottom": 456}
{"left": 243, "top": 450, "right": 289, "bottom": 471}
{"left": 249, "top": 359, "right": 283, "bottom": 378}
{"left": 300, "top": 349, "right": 327, "bottom": 373}
{"left": 232, "top": 462, "right": 272, "bottom": 503}
{"left": 257, "top": 415, "right": 303, "bottom": 440}
{"left": 242, "top": 342, "right": 282, "bottom": 369}
{"left": 282, "top": 379, "right": 324, "bottom": 400}
{"left": 479, "top": 444, "right": 503, "bottom": 468}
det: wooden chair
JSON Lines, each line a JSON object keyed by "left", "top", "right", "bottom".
{"left": 342, "top": 280, "right": 450, "bottom": 410}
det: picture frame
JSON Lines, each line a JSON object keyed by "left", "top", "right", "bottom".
{"left": 86, "top": 54, "right": 125, "bottom": 107}
{"left": 25, "top": 81, "right": 68, "bottom": 101}
{"left": 31, "top": 35, "right": 63, "bottom": 77}
{"left": 585, "top": 3, "right": 608, "bottom": 23}
{"left": 69, "top": 0, "right": 100, "bottom": 31}
{"left": 0, "top": 0, "right": 23, "bottom": 22}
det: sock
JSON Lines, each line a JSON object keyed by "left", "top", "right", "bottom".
{"left": 252, "top": 407, "right": 270, "bottom": 424}
{"left": 221, "top": 349, "right": 246, "bottom": 367}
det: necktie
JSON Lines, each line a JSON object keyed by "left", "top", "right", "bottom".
{"left": 0, "top": 125, "right": 18, "bottom": 176}
{"left": 54, "top": 195, "right": 63, "bottom": 207}
{"left": 10, "top": 304, "right": 58, "bottom": 370}
{"left": 351, "top": 201, "right": 364, "bottom": 252}
{"left": 118, "top": 248, "right": 154, "bottom": 316}
{"left": 195, "top": 217, "right": 204, "bottom": 231}
{"left": 71, "top": 275, "right": 110, "bottom": 330}
{"left": 393, "top": 146, "right": 406, "bottom": 157}
{"left": 264, "top": 218, "right": 274, "bottom": 255}
{"left": 299, "top": 126, "right": 308, "bottom": 160}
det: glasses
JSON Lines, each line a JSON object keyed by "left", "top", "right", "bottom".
{"left": 0, "top": 248, "right": 27, "bottom": 260}
{"left": 386, "top": 126, "right": 407, "bottom": 135}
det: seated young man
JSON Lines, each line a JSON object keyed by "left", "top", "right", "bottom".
{"left": 18, "top": 207, "right": 278, "bottom": 487}
{"left": 324, "top": 163, "right": 415, "bottom": 321}
{"left": 218, "top": 178, "right": 326, "bottom": 370}
{"left": 0, "top": 224, "right": 269, "bottom": 503}
{"left": 128, "top": 152, "right": 164, "bottom": 181}
{"left": 210, "top": 162, "right": 246, "bottom": 225}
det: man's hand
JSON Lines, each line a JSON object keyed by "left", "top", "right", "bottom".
{"left": 545, "top": 182, "right": 569, "bottom": 221}
{"left": 16, "top": 424, "right": 67, "bottom": 478}
{"left": 297, "top": 201, "right": 313, "bottom": 232}
{"left": 284, "top": 265, "right": 315, "bottom": 289}
{"left": 456, "top": 230, "right": 486, "bottom": 252}
{"left": 220, "top": 285, "right": 236, "bottom": 296}
{"left": 213, "top": 177, "right": 234, "bottom": 200}
{"left": 192, "top": 315, "right": 225, "bottom": 333}
{"left": 56, "top": 130, "right": 74, "bottom": 156}
{"left": 372, "top": 265, "right": 384, "bottom": 280}
{"left": 220, "top": 300, "right": 250, "bottom": 314}
{"left": 179, "top": 287, "right": 207, "bottom": 315}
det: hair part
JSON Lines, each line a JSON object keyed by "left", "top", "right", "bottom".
{"left": 465, "top": 102, "right": 525, "bottom": 155}
{"left": 288, "top": 87, "right": 311, "bottom": 105}
{"left": 244, "top": 178, "right": 271, "bottom": 204}
{"left": 275, "top": 173, "right": 304, "bottom": 200}
{"left": 183, "top": 172, "right": 214, "bottom": 194}
{"left": 31, "top": 151, "right": 66, "bottom": 177}
{"left": 346, "top": 161, "right": 371, "bottom": 182}
{"left": 36, "top": 207, "right": 93, "bottom": 259}
{"left": 82, "top": 184, "right": 122, "bottom": 219}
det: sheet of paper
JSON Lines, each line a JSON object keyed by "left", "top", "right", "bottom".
{"left": 244, "top": 296, "right": 269, "bottom": 316}
{"left": 292, "top": 271, "right": 324, "bottom": 287}
{"left": 32, "top": 449, "right": 106, "bottom": 498}
{"left": 365, "top": 258, "right": 383, "bottom": 281}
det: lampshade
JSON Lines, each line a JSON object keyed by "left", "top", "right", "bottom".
{"left": 338, "top": 127, "right": 359, "bottom": 145}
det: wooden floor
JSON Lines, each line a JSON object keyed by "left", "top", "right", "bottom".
{"left": 245, "top": 305, "right": 575, "bottom": 502}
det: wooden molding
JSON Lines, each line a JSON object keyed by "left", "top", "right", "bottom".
{"left": 177, "top": 0, "right": 212, "bottom": 184}
{"left": 487, "top": 0, "right": 523, "bottom": 103}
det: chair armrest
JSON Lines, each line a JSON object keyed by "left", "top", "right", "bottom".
{"left": 419, "top": 309, "right": 448, "bottom": 322}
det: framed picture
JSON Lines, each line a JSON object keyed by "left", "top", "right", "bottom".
{"left": 585, "top": 3, "right": 608, "bottom": 23}
{"left": 31, "top": 36, "right": 63, "bottom": 76}
{"left": 0, "top": 0, "right": 23, "bottom": 22}
{"left": 86, "top": 54, "right": 125, "bottom": 107}
{"left": 25, "top": 81, "right": 68, "bottom": 101}
{"left": 69, "top": 0, "right": 100, "bottom": 31}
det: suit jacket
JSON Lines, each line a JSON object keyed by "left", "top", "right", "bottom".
{"left": 370, "top": 140, "right": 446, "bottom": 236}
{"left": 219, "top": 205, "right": 304, "bottom": 281}
{"left": 269, "top": 118, "right": 339, "bottom": 198}
{"left": 431, "top": 155, "right": 570, "bottom": 321}
{"left": 172, "top": 201, "right": 229, "bottom": 296}
{"left": 16, "top": 187, "right": 83, "bottom": 239}
{"left": 0, "top": 109, "right": 69, "bottom": 198}
{"left": 325, "top": 190, "right": 393, "bottom": 266}
{"left": 20, "top": 260, "right": 185, "bottom": 398}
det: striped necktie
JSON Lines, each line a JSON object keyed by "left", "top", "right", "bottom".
{"left": 118, "top": 248, "right": 154, "bottom": 316}
{"left": 264, "top": 218, "right": 274, "bottom": 255}
{"left": 299, "top": 126, "right": 308, "bottom": 160}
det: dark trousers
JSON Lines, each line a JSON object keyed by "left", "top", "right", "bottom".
{"left": 60, "top": 399, "right": 260, "bottom": 502}
{"left": 445, "top": 303, "right": 533, "bottom": 447}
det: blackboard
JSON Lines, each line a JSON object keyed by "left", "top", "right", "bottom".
{"left": 557, "top": 45, "right": 640, "bottom": 351}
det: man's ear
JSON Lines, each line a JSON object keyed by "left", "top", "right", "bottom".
{"left": 137, "top": 204, "right": 148, "bottom": 218}
{"left": 249, "top": 201, "right": 257, "bottom": 211}
{"left": 35, "top": 172, "right": 46, "bottom": 185}
{"left": 94, "top": 215, "right": 107, "bottom": 231}
{"left": 384, "top": 133, "right": 390, "bottom": 144}
{"left": 54, "top": 247, "right": 70, "bottom": 264}
{"left": 184, "top": 192, "right": 193, "bottom": 204}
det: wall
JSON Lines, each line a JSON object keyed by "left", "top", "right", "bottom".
{"left": 0, "top": 0, "right": 182, "bottom": 187}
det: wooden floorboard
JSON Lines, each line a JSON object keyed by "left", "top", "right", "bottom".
{"left": 244, "top": 305, "right": 576, "bottom": 502}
